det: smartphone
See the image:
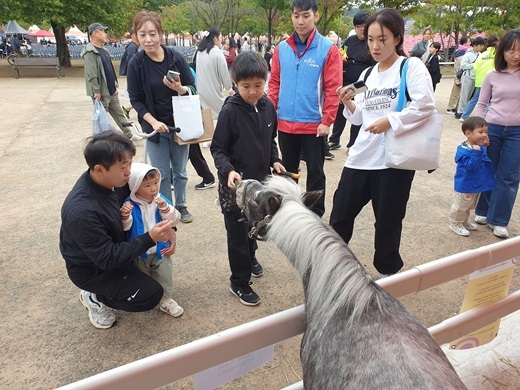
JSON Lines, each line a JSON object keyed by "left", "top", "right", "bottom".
{"left": 167, "top": 70, "right": 180, "bottom": 82}
{"left": 346, "top": 80, "right": 367, "bottom": 95}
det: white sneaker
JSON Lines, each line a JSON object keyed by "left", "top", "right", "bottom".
{"left": 450, "top": 225, "right": 470, "bottom": 237}
{"left": 474, "top": 215, "right": 487, "bottom": 225}
{"left": 464, "top": 221, "right": 478, "bottom": 231}
{"left": 79, "top": 290, "right": 116, "bottom": 329}
{"left": 488, "top": 224, "right": 509, "bottom": 238}
{"left": 160, "top": 298, "right": 184, "bottom": 317}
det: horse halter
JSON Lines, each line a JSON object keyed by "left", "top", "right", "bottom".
{"left": 248, "top": 215, "right": 272, "bottom": 241}
{"left": 237, "top": 180, "right": 273, "bottom": 241}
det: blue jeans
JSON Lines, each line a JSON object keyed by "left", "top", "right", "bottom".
{"left": 146, "top": 132, "right": 189, "bottom": 206}
{"left": 461, "top": 87, "right": 480, "bottom": 120}
{"left": 476, "top": 123, "right": 520, "bottom": 226}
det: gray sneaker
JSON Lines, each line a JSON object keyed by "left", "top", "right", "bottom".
{"left": 176, "top": 205, "right": 193, "bottom": 223}
{"left": 79, "top": 290, "right": 116, "bottom": 329}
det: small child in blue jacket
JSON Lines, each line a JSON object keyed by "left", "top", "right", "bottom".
{"left": 121, "top": 163, "right": 184, "bottom": 317}
{"left": 449, "top": 117, "right": 495, "bottom": 236}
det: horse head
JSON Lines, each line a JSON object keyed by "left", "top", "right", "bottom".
{"left": 236, "top": 176, "right": 323, "bottom": 240}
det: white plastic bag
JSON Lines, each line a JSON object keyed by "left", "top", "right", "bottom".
{"left": 172, "top": 93, "right": 204, "bottom": 142}
{"left": 92, "top": 99, "right": 118, "bottom": 135}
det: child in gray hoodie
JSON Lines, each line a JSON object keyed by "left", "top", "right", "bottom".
{"left": 121, "top": 162, "right": 184, "bottom": 317}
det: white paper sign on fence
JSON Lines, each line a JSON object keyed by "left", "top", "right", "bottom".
{"left": 194, "top": 345, "right": 274, "bottom": 390}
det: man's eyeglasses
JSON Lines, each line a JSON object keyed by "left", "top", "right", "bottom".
{"left": 355, "top": 24, "right": 365, "bottom": 29}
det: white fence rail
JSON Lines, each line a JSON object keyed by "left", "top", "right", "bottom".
{"left": 57, "top": 237, "right": 520, "bottom": 390}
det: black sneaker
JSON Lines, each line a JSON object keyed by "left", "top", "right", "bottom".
{"left": 230, "top": 282, "right": 260, "bottom": 306}
{"left": 195, "top": 180, "right": 216, "bottom": 190}
{"left": 251, "top": 259, "right": 264, "bottom": 278}
{"left": 325, "top": 151, "right": 335, "bottom": 160}
{"left": 175, "top": 205, "right": 193, "bottom": 223}
{"left": 454, "top": 112, "right": 462, "bottom": 119}
{"left": 328, "top": 142, "right": 341, "bottom": 150}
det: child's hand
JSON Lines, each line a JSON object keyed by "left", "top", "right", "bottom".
{"left": 121, "top": 201, "right": 133, "bottom": 218}
{"left": 473, "top": 144, "right": 481, "bottom": 151}
{"left": 481, "top": 135, "right": 490, "bottom": 147}
{"left": 272, "top": 162, "right": 286, "bottom": 174}
{"left": 154, "top": 196, "right": 167, "bottom": 209}
{"left": 227, "top": 171, "right": 241, "bottom": 189}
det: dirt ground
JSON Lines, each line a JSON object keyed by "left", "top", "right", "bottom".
{"left": 0, "top": 58, "right": 518, "bottom": 390}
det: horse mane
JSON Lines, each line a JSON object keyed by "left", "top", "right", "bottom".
{"left": 262, "top": 176, "right": 383, "bottom": 326}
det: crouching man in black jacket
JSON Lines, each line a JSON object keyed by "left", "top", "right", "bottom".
{"left": 60, "top": 131, "right": 176, "bottom": 329}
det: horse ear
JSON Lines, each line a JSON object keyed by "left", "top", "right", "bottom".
{"left": 302, "top": 190, "right": 323, "bottom": 210}
{"left": 266, "top": 194, "right": 282, "bottom": 215}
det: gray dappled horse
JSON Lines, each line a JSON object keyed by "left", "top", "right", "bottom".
{"left": 236, "top": 176, "right": 466, "bottom": 390}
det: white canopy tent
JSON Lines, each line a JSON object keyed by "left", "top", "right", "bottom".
{"left": 4, "top": 20, "right": 29, "bottom": 35}
{"left": 66, "top": 25, "right": 87, "bottom": 36}
{"left": 28, "top": 24, "right": 41, "bottom": 33}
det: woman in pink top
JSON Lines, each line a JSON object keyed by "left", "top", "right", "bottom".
{"left": 474, "top": 29, "right": 520, "bottom": 238}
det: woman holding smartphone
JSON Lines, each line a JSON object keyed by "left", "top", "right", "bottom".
{"left": 127, "top": 10, "right": 195, "bottom": 223}
{"left": 330, "top": 8, "right": 436, "bottom": 278}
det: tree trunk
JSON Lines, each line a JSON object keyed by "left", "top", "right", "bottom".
{"left": 51, "top": 21, "right": 71, "bottom": 67}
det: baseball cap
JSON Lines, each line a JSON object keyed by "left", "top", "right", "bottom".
{"left": 88, "top": 23, "right": 108, "bottom": 35}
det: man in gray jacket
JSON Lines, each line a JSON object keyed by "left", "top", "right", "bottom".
{"left": 81, "top": 23, "right": 133, "bottom": 139}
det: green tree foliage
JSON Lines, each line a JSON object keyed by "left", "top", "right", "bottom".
{"left": 144, "top": 0, "right": 176, "bottom": 11}
{"left": 4, "top": 0, "right": 518, "bottom": 67}
{"left": 254, "top": 0, "right": 288, "bottom": 44}
{"left": 2, "top": 0, "right": 140, "bottom": 66}
{"left": 405, "top": 0, "right": 519, "bottom": 60}
{"left": 180, "top": 0, "right": 240, "bottom": 31}
{"left": 0, "top": 0, "right": 24, "bottom": 23}
{"left": 358, "top": 0, "right": 420, "bottom": 12}
{"left": 316, "top": 0, "right": 345, "bottom": 37}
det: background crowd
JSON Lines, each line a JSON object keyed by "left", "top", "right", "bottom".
{"left": 55, "top": 0, "right": 520, "bottom": 331}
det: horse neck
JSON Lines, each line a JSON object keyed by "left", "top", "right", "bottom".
{"left": 267, "top": 200, "right": 376, "bottom": 322}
